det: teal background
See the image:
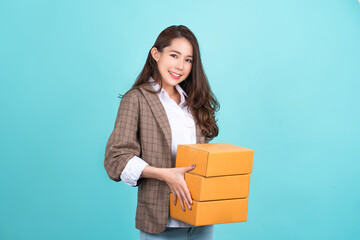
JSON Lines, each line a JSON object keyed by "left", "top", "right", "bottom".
{"left": 1, "top": 0, "right": 360, "bottom": 239}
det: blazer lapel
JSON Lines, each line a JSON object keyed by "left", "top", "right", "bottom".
{"left": 139, "top": 84, "right": 172, "bottom": 148}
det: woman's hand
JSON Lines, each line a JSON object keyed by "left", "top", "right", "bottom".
{"left": 141, "top": 164, "right": 196, "bottom": 212}
{"left": 162, "top": 164, "right": 195, "bottom": 212}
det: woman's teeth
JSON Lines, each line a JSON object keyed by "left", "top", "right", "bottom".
{"left": 170, "top": 71, "right": 180, "bottom": 77}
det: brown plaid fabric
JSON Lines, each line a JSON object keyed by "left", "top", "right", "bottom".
{"left": 104, "top": 82, "right": 209, "bottom": 234}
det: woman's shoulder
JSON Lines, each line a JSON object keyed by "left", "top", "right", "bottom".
{"left": 122, "top": 87, "right": 143, "bottom": 99}
{"left": 122, "top": 83, "right": 155, "bottom": 99}
{"left": 122, "top": 87, "right": 144, "bottom": 101}
{"left": 116, "top": 89, "right": 143, "bottom": 113}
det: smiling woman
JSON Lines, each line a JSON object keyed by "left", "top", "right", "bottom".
{"left": 150, "top": 38, "right": 193, "bottom": 104}
{"left": 104, "top": 25, "right": 219, "bottom": 240}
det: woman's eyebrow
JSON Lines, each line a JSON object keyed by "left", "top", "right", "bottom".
{"left": 170, "top": 50, "right": 193, "bottom": 58}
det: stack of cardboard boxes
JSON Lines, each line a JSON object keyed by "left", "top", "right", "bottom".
{"left": 170, "top": 143, "right": 254, "bottom": 226}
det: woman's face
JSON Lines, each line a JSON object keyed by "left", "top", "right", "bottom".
{"left": 151, "top": 38, "right": 193, "bottom": 91}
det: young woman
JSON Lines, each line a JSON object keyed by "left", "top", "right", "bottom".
{"left": 104, "top": 25, "right": 219, "bottom": 239}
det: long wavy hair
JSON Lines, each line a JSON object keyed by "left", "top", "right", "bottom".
{"left": 130, "top": 25, "right": 219, "bottom": 139}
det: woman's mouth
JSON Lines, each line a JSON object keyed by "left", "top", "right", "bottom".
{"left": 169, "top": 71, "right": 181, "bottom": 80}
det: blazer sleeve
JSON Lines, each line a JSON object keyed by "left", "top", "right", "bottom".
{"left": 104, "top": 91, "right": 142, "bottom": 182}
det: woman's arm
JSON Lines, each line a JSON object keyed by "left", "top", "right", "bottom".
{"left": 141, "top": 164, "right": 195, "bottom": 212}
{"left": 120, "top": 156, "right": 149, "bottom": 186}
{"left": 104, "top": 92, "right": 141, "bottom": 181}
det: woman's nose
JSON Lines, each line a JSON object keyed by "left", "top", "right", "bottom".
{"left": 175, "top": 59, "right": 184, "bottom": 70}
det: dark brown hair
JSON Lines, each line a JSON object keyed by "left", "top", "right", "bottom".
{"left": 130, "top": 25, "right": 219, "bottom": 139}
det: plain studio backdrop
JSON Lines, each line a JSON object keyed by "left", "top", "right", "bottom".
{"left": 1, "top": 0, "right": 359, "bottom": 239}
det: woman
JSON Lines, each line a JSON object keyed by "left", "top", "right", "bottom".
{"left": 104, "top": 25, "right": 219, "bottom": 239}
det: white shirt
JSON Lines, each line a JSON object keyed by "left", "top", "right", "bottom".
{"left": 120, "top": 76, "right": 196, "bottom": 227}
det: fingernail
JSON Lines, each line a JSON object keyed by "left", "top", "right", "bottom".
{"left": 188, "top": 206, "right": 191, "bottom": 210}
{"left": 182, "top": 207, "right": 185, "bottom": 212}
{"left": 190, "top": 200, "right": 192, "bottom": 205}
{"left": 191, "top": 164, "right": 195, "bottom": 168}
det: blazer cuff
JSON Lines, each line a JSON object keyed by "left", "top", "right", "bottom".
{"left": 120, "top": 156, "right": 149, "bottom": 187}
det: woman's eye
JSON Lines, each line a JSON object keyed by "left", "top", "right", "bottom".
{"left": 170, "top": 54, "right": 177, "bottom": 58}
{"left": 186, "top": 59, "right": 193, "bottom": 63}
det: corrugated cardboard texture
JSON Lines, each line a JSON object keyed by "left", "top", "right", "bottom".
{"left": 186, "top": 173, "right": 250, "bottom": 201}
{"left": 169, "top": 193, "right": 248, "bottom": 226}
{"left": 176, "top": 143, "right": 254, "bottom": 177}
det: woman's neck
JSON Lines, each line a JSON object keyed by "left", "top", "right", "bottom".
{"left": 162, "top": 84, "right": 180, "bottom": 105}
{"left": 156, "top": 79, "right": 177, "bottom": 96}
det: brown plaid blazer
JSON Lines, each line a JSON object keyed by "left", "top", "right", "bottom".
{"left": 104, "top": 82, "right": 209, "bottom": 234}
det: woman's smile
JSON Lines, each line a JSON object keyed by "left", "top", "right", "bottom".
{"left": 169, "top": 71, "right": 181, "bottom": 79}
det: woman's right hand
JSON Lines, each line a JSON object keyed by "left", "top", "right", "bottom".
{"left": 141, "top": 164, "right": 196, "bottom": 212}
{"left": 161, "top": 164, "right": 196, "bottom": 212}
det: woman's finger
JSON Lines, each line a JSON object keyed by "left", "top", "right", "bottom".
{"left": 173, "top": 188, "right": 185, "bottom": 211}
{"left": 180, "top": 187, "right": 192, "bottom": 210}
{"left": 176, "top": 190, "right": 186, "bottom": 211}
{"left": 175, "top": 184, "right": 190, "bottom": 211}
{"left": 172, "top": 191, "right": 177, "bottom": 206}
{"left": 184, "top": 184, "right": 192, "bottom": 206}
{"left": 181, "top": 164, "right": 196, "bottom": 173}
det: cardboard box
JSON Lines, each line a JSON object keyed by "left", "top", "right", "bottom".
{"left": 185, "top": 173, "right": 250, "bottom": 201}
{"left": 169, "top": 193, "right": 248, "bottom": 226}
{"left": 176, "top": 143, "right": 254, "bottom": 177}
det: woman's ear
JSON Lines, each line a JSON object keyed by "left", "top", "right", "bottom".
{"left": 151, "top": 47, "right": 159, "bottom": 62}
